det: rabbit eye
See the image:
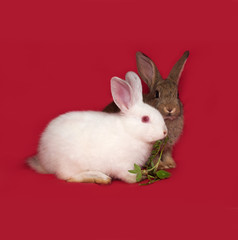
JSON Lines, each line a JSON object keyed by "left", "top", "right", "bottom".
{"left": 155, "top": 90, "right": 160, "bottom": 98}
{"left": 142, "top": 116, "right": 150, "bottom": 123}
{"left": 177, "top": 92, "right": 179, "bottom": 98}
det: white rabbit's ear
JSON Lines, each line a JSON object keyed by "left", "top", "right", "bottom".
{"left": 111, "top": 77, "right": 133, "bottom": 112}
{"left": 125, "top": 71, "right": 143, "bottom": 104}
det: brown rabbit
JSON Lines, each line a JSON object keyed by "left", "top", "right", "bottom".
{"left": 103, "top": 51, "right": 189, "bottom": 169}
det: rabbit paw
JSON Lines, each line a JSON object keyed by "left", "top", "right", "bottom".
{"left": 159, "top": 155, "right": 176, "bottom": 169}
{"left": 66, "top": 171, "right": 112, "bottom": 184}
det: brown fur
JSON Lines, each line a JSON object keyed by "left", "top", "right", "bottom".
{"left": 103, "top": 51, "right": 189, "bottom": 169}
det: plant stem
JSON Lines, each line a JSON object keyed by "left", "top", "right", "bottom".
{"left": 146, "top": 141, "right": 162, "bottom": 167}
{"left": 146, "top": 136, "right": 168, "bottom": 173}
{"left": 153, "top": 136, "right": 168, "bottom": 173}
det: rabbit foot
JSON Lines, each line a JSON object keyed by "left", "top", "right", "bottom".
{"left": 66, "top": 171, "right": 112, "bottom": 184}
{"left": 159, "top": 155, "right": 176, "bottom": 169}
{"left": 117, "top": 171, "right": 137, "bottom": 183}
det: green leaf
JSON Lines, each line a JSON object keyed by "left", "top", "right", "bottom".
{"left": 139, "top": 179, "right": 160, "bottom": 186}
{"left": 128, "top": 170, "right": 138, "bottom": 174}
{"left": 136, "top": 172, "right": 142, "bottom": 182}
{"left": 128, "top": 164, "right": 142, "bottom": 174}
{"left": 134, "top": 164, "right": 141, "bottom": 172}
{"left": 139, "top": 182, "right": 150, "bottom": 186}
{"left": 156, "top": 170, "right": 171, "bottom": 179}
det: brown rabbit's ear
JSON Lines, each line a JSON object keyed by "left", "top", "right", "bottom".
{"left": 167, "top": 51, "right": 189, "bottom": 84}
{"left": 136, "top": 52, "right": 163, "bottom": 91}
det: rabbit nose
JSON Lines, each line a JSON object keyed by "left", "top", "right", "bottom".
{"left": 164, "top": 107, "right": 176, "bottom": 113}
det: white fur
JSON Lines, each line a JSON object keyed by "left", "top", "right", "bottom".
{"left": 34, "top": 72, "right": 167, "bottom": 183}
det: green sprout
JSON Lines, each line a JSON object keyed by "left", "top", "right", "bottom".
{"left": 129, "top": 136, "right": 171, "bottom": 185}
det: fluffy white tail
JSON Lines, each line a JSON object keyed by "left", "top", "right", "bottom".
{"left": 27, "top": 155, "right": 48, "bottom": 174}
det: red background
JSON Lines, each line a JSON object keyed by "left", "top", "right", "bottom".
{"left": 0, "top": 0, "right": 237, "bottom": 239}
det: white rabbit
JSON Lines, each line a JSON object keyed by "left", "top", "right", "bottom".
{"left": 27, "top": 71, "right": 167, "bottom": 184}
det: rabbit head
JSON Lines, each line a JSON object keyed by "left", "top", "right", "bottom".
{"left": 111, "top": 71, "right": 167, "bottom": 143}
{"left": 136, "top": 51, "right": 189, "bottom": 120}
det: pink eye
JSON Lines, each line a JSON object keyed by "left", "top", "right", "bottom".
{"left": 142, "top": 115, "right": 150, "bottom": 123}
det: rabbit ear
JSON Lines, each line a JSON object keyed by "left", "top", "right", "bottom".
{"left": 125, "top": 71, "right": 143, "bottom": 103}
{"left": 111, "top": 77, "right": 134, "bottom": 112}
{"left": 167, "top": 51, "right": 189, "bottom": 84}
{"left": 136, "top": 52, "right": 163, "bottom": 91}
